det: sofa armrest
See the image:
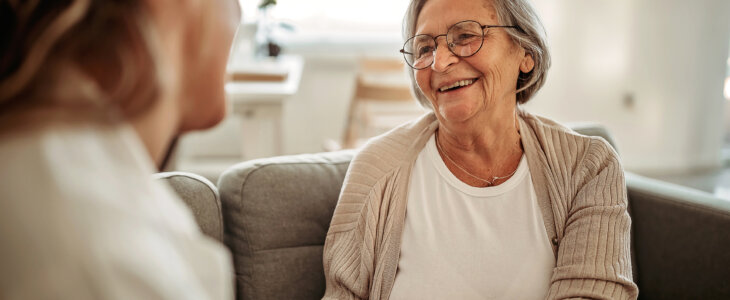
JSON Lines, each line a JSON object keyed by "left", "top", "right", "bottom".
{"left": 626, "top": 172, "right": 730, "bottom": 299}
{"left": 155, "top": 171, "right": 224, "bottom": 243}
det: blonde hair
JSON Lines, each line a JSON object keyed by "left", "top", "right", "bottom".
{"left": 402, "top": 0, "right": 551, "bottom": 108}
{"left": 0, "top": 0, "right": 162, "bottom": 119}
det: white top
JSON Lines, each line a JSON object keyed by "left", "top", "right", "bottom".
{"left": 0, "top": 120, "right": 233, "bottom": 299}
{"left": 390, "top": 134, "right": 556, "bottom": 300}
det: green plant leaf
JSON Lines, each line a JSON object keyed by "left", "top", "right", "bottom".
{"left": 258, "top": 0, "right": 277, "bottom": 9}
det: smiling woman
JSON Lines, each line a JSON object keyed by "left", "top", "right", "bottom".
{"left": 322, "top": 0, "right": 638, "bottom": 299}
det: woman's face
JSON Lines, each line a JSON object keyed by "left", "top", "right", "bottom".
{"left": 176, "top": 0, "right": 241, "bottom": 132}
{"left": 414, "top": 0, "right": 533, "bottom": 124}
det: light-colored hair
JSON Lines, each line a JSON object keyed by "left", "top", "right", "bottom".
{"left": 0, "top": 0, "right": 162, "bottom": 119}
{"left": 402, "top": 0, "right": 551, "bottom": 108}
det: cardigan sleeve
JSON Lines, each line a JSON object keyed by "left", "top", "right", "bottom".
{"left": 546, "top": 139, "right": 639, "bottom": 300}
{"left": 322, "top": 231, "right": 368, "bottom": 300}
{"left": 321, "top": 175, "right": 385, "bottom": 300}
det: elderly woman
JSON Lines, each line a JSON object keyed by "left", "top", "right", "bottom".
{"left": 323, "top": 0, "right": 638, "bottom": 299}
{"left": 0, "top": 0, "right": 239, "bottom": 298}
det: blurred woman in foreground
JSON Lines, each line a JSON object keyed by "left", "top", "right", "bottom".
{"left": 0, "top": 0, "right": 239, "bottom": 298}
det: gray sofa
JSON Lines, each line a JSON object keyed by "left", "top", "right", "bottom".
{"left": 154, "top": 171, "right": 225, "bottom": 243}
{"left": 160, "top": 129, "right": 730, "bottom": 300}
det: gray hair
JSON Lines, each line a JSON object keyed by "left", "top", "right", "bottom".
{"left": 402, "top": 0, "right": 551, "bottom": 108}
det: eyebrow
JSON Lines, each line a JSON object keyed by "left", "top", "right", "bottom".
{"left": 414, "top": 25, "right": 435, "bottom": 36}
{"left": 414, "top": 20, "right": 476, "bottom": 36}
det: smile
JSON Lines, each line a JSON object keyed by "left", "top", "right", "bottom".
{"left": 438, "top": 78, "right": 479, "bottom": 92}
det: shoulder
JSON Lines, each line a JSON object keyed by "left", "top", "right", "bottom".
{"left": 520, "top": 110, "right": 622, "bottom": 183}
{"left": 0, "top": 121, "right": 203, "bottom": 236}
{"left": 347, "top": 113, "right": 437, "bottom": 184}
{"left": 520, "top": 109, "right": 589, "bottom": 146}
{"left": 574, "top": 136, "right": 624, "bottom": 197}
{"left": 327, "top": 113, "right": 436, "bottom": 234}
{"left": 0, "top": 123, "right": 231, "bottom": 298}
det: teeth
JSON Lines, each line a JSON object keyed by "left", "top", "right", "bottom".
{"left": 439, "top": 79, "right": 474, "bottom": 92}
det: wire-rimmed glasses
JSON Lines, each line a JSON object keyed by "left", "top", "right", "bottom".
{"left": 400, "top": 20, "right": 518, "bottom": 70}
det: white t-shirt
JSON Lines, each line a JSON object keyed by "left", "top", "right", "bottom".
{"left": 390, "top": 134, "right": 555, "bottom": 300}
{"left": 0, "top": 120, "right": 233, "bottom": 299}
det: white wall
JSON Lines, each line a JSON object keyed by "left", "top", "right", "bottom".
{"left": 526, "top": 0, "right": 730, "bottom": 173}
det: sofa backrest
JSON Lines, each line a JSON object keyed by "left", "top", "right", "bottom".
{"left": 217, "top": 151, "right": 353, "bottom": 300}
{"left": 625, "top": 172, "right": 730, "bottom": 299}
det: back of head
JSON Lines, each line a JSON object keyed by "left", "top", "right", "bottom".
{"left": 0, "top": 0, "right": 161, "bottom": 123}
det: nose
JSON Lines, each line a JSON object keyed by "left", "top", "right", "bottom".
{"left": 432, "top": 37, "right": 458, "bottom": 72}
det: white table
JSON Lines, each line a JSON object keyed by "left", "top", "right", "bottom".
{"left": 225, "top": 55, "right": 304, "bottom": 160}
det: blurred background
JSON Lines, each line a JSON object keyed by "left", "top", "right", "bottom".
{"left": 173, "top": 0, "right": 730, "bottom": 200}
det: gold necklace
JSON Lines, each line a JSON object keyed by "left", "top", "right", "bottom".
{"left": 435, "top": 133, "right": 519, "bottom": 187}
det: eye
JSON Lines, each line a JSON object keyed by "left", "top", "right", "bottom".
{"left": 453, "top": 33, "right": 479, "bottom": 45}
{"left": 417, "top": 45, "right": 434, "bottom": 56}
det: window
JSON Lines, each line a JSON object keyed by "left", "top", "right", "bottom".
{"left": 242, "top": 0, "right": 411, "bottom": 45}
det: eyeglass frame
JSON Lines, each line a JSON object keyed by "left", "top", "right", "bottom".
{"left": 399, "top": 20, "right": 519, "bottom": 70}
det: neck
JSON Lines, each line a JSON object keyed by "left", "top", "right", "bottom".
{"left": 129, "top": 97, "right": 180, "bottom": 170}
{"left": 437, "top": 104, "right": 522, "bottom": 160}
{"left": 434, "top": 104, "right": 523, "bottom": 187}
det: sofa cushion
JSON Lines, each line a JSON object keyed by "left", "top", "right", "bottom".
{"left": 155, "top": 171, "right": 224, "bottom": 242}
{"left": 217, "top": 151, "right": 354, "bottom": 300}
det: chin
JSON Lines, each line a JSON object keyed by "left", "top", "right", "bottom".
{"left": 437, "top": 101, "right": 481, "bottom": 123}
{"left": 440, "top": 110, "right": 474, "bottom": 123}
{"left": 179, "top": 94, "right": 227, "bottom": 133}
{"left": 198, "top": 106, "right": 226, "bottom": 130}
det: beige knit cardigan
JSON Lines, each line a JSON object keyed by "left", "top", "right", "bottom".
{"left": 322, "top": 110, "right": 638, "bottom": 300}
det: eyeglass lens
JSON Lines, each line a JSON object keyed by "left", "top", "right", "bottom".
{"left": 403, "top": 20, "right": 485, "bottom": 69}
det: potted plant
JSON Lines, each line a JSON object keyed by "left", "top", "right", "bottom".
{"left": 255, "top": 0, "right": 281, "bottom": 57}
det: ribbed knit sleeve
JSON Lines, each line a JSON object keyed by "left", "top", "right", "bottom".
{"left": 322, "top": 186, "right": 379, "bottom": 300}
{"left": 322, "top": 114, "right": 436, "bottom": 300}
{"left": 546, "top": 138, "right": 639, "bottom": 299}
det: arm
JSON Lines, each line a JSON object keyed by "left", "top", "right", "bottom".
{"left": 322, "top": 232, "right": 369, "bottom": 300}
{"left": 321, "top": 155, "right": 391, "bottom": 300}
{"left": 546, "top": 139, "right": 639, "bottom": 300}
{"left": 322, "top": 188, "right": 377, "bottom": 300}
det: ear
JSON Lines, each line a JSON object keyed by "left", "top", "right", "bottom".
{"left": 519, "top": 52, "right": 535, "bottom": 73}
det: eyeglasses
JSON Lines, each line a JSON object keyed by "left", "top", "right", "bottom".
{"left": 400, "top": 20, "right": 518, "bottom": 70}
